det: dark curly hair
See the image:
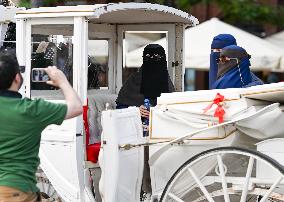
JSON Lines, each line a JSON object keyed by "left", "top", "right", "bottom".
{"left": 0, "top": 50, "right": 20, "bottom": 90}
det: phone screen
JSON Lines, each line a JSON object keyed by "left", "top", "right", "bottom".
{"left": 31, "top": 68, "right": 50, "bottom": 82}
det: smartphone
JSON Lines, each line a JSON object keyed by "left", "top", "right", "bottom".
{"left": 31, "top": 68, "right": 50, "bottom": 82}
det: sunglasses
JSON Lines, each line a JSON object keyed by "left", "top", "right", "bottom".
{"left": 216, "top": 54, "right": 251, "bottom": 64}
{"left": 216, "top": 56, "right": 239, "bottom": 64}
{"left": 143, "top": 53, "right": 164, "bottom": 61}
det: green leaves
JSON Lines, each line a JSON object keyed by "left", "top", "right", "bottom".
{"left": 19, "top": 0, "right": 66, "bottom": 7}
{"left": 19, "top": 0, "right": 31, "bottom": 7}
{"left": 18, "top": 0, "right": 284, "bottom": 28}
{"left": 218, "top": 0, "right": 275, "bottom": 24}
{"left": 148, "top": 0, "right": 284, "bottom": 28}
{"left": 42, "top": 0, "right": 65, "bottom": 6}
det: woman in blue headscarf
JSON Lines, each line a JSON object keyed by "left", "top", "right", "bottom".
{"left": 209, "top": 34, "right": 237, "bottom": 89}
{"left": 212, "top": 45, "right": 263, "bottom": 89}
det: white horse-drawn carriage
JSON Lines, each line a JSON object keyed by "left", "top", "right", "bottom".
{"left": 1, "top": 2, "right": 283, "bottom": 201}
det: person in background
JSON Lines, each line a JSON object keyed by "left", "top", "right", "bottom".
{"left": 0, "top": 51, "right": 82, "bottom": 202}
{"left": 116, "top": 43, "right": 175, "bottom": 113}
{"left": 115, "top": 44, "right": 174, "bottom": 200}
{"left": 209, "top": 34, "right": 237, "bottom": 89}
{"left": 212, "top": 45, "right": 263, "bottom": 89}
{"left": 210, "top": 34, "right": 263, "bottom": 89}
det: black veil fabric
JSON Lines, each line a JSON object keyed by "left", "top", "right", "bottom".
{"left": 140, "top": 44, "right": 169, "bottom": 99}
{"left": 116, "top": 70, "right": 145, "bottom": 107}
{"left": 116, "top": 44, "right": 174, "bottom": 107}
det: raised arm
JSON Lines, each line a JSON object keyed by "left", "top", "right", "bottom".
{"left": 45, "top": 66, "right": 82, "bottom": 119}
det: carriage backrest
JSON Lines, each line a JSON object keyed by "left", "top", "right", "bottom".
{"left": 87, "top": 90, "right": 117, "bottom": 143}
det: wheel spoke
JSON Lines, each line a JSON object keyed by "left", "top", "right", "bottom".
{"left": 168, "top": 193, "right": 185, "bottom": 202}
{"left": 217, "top": 154, "right": 230, "bottom": 202}
{"left": 161, "top": 147, "right": 284, "bottom": 202}
{"left": 259, "top": 176, "right": 283, "bottom": 202}
{"left": 50, "top": 189, "right": 56, "bottom": 198}
{"left": 187, "top": 168, "right": 215, "bottom": 202}
{"left": 40, "top": 171, "right": 46, "bottom": 194}
{"left": 240, "top": 156, "right": 254, "bottom": 202}
{"left": 46, "top": 181, "right": 51, "bottom": 196}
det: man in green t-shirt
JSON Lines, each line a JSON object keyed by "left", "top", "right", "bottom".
{"left": 0, "top": 51, "right": 82, "bottom": 202}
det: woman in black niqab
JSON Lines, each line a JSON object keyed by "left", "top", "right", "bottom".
{"left": 140, "top": 44, "right": 170, "bottom": 99}
{"left": 116, "top": 44, "right": 174, "bottom": 108}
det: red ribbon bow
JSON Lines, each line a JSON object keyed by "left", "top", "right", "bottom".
{"left": 203, "top": 93, "right": 226, "bottom": 123}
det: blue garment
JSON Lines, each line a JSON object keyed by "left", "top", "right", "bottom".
{"left": 209, "top": 51, "right": 220, "bottom": 89}
{"left": 210, "top": 34, "right": 237, "bottom": 49}
{"left": 209, "top": 34, "right": 237, "bottom": 89}
{"left": 213, "top": 58, "right": 252, "bottom": 89}
{"left": 212, "top": 58, "right": 263, "bottom": 89}
{"left": 245, "top": 72, "right": 264, "bottom": 87}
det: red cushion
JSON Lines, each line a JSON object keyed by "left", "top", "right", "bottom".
{"left": 86, "top": 143, "right": 101, "bottom": 163}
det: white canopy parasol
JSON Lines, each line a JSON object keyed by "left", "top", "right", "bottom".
{"left": 126, "top": 18, "right": 284, "bottom": 71}
{"left": 266, "top": 31, "right": 284, "bottom": 70}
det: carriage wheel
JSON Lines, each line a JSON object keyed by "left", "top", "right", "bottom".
{"left": 36, "top": 168, "right": 62, "bottom": 201}
{"left": 160, "top": 147, "right": 284, "bottom": 202}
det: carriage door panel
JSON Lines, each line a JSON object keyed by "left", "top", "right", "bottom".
{"left": 27, "top": 19, "right": 85, "bottom": 202}
{"left": 88, "top": 24, "right": 116, "bottom": 94}
{"left": 100, "top": 107, "right": 144, "bottom": 202}
{"left": 87, "top": 24, "right": 117, "bottom": 144}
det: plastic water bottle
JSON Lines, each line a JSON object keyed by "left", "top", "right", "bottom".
{"left": 142, "top": 98, "right": 151, "bottom": 137}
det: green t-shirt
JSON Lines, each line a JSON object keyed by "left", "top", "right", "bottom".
{"left": 0, "top": 95, "right": 67, "bottom": 193}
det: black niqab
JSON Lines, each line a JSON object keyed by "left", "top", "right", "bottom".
{"left": 140, "top": 44, "right": 169, "bottom": 99}
{"left": 116, "top": 44, "right": 174, "bottom": 107}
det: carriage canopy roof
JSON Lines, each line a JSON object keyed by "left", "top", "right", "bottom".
{"left": 16, "top": 3, "right": 198, "bottom": 25}
{"left": 0, "top": 5, "right": 25, "bottom": 23}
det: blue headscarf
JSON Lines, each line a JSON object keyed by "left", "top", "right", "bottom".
{"left": 209, "top": 34, "right": 237, "bottom": 89}
{"left": 212, "top": 45, "right": 263, "bottom": 89}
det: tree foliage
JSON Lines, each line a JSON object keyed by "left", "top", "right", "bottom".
{"left": 19, "top": 0, "right": 284, "bottom": 28}
{"left": 216, "top": 0, "right": 283, "bottom": 27}
{"left": 148, "top": 0, "right": 283, "bottom": 28}
{"left": 19, "top": 0, "right": 66, "bottom": 7}
{"left": 126, "top": 0, "right": 284, "bottom": 30}
{"left": 19, "top": 0, "right": 30, "bottom": 7}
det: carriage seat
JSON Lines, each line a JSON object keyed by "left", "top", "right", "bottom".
{"left": 86, "top": 91, "right": 117, "bottom": 163}
{"left": 87, "top": 91, "right": 118, "bottom": 144}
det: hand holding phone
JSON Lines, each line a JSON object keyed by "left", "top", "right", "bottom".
{"left": 44, "top": 66, "right": 68, "bottom": 88}
{"left": 32, "top": 68, "right": 50, "bottom": 82}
